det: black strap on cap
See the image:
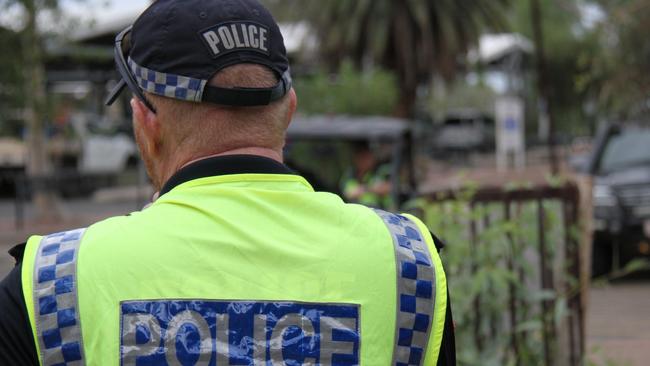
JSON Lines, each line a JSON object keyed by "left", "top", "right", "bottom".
{"left": 201, "top": 70, "right": 292, "bottom": 106}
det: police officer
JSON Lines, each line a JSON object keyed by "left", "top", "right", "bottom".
{"left": 0, "top": 0, "right": 456, "bottom": 364}
{"left": 342, "top": 141, "right": 394, "bottom": 209}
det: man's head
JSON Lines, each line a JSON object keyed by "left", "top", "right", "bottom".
{"left": 351, "top": 141, "right": 377, "bottom": 176}
{"left": 131, "top": 63, "right": 297, "bottom": 190}
{"left": 106, "top": 0, "right": 296, "bottom": 189}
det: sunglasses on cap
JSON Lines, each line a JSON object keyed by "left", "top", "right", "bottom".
{"left": 105, "top": 26, "right": 157, "bottom": 114}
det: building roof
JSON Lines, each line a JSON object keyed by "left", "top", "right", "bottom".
{"left": 287, "top": 115, "right": 411, "bottom": 141}
{"left": 468, "top": 33, "right": 534, "bottom": 65}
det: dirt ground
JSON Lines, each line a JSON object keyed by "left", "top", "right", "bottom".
{"left": 586, "top": 276, "right": 650, "bottom": 366}
{"left": 0, "top": 196, "right": 137, "bottom": 278}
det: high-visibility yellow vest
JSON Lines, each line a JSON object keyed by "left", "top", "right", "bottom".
{"left": 21, "top": 173, "right": 447, "bottom": 365}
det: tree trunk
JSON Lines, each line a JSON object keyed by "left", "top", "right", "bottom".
{"left": 22, "top": 0, "right": 61, "bottom": 222}
{"left": 530, "top": 0, "right": 559, "bottom": 175}
{"left": 391, "top": 0, "right": 418, "bottom": 119}
{"left": 394, "top": 86, "right": 417, "bottom": 119}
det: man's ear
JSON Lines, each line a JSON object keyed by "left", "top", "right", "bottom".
{"left": 286, "top": 88, "right": 297, "bottom": 126}
{"left": 131, "top": 98, "right": 162, "bottom": 154}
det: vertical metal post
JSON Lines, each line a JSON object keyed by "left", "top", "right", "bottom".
{"left": 470, "top": 202, "right": 483, "bottom": 352}
{"left": 484, "top": 208, "right": 499, "bottom": 340}
{"left": 538, "top": 198, "right": 554, "bottom": 366}
{"left": 504, "top": 200, "right": 520, "bottom": 365}
{"left": 563, "top": 198, "right": 578, "bottom": 365}
{"left": 612, "top": 236, "right": 621, "bottom": 272}
{"left": 538, "top": 198, "right": 549, "bottom": 365}
{"left": 567, "top": 187, "right": 585, "bottom": 365}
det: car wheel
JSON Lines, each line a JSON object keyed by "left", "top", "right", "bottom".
{"left": 592, "top": 233, "right": 613, "bottom": 278}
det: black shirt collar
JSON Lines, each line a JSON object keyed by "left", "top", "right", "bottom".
{"left": 159, "top": 155, "right": 294, "bottom": 197}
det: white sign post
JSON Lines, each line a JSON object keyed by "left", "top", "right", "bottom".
{"left": 495, "top": 96, "right": 526, "bottom": 170}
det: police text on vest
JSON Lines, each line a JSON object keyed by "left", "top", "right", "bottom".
{"left": 120, "top": 300, "right": 360, "bottom": 365}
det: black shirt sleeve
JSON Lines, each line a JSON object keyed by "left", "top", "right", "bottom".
{"left": 0, "top": 245, "right": 39, "bottom": 365}
{"left": 430, "top": 231, "right": 446, "bottom": 252}
{"left": 430, "top": 231, "right": 456, "bottom": 365}
{"left": 436, "top": 289, "right": 457, "bottom": 365}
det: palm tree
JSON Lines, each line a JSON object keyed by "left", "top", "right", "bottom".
{"left": 268, "top": 0, "right": 510, "bottom": 117}
{"left": 582, "top": 0, "right": 650, "bottom": 119}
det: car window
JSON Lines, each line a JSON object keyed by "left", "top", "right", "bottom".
{"left": 599, "top": 130, "right": 650, "bottom": 173}
{"left": 444, "top": 118, "right": 463, "bottom": 126}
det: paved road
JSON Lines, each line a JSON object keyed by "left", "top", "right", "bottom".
{"left": 587, "top": 275, "right": 650, "bottom": 366}
{"left": 0, "top": 197, "right": 139, "bottom": 278}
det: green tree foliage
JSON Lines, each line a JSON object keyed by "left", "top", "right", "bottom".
{"left": 577, "top": 0, "right": 650, "bottom": 119}
{"left": 0, "top": 26, "right": 24, "bottom": 135}
{"left": 295, "top": 61, "right": 399, "bottom": 116}
{"left": 429, "top": 81, "right": 498, "bottom": 121}
{"left": 509, "top": 0, "right": 650, "bottom": 129}
{"left": 509, "top": 0, "right": 601, "bottom": 135}
{"left": 1, "top": 0, "right": 62, "bottom": 219}
{"left": 266, "top": 0, "right": 511, "bottom": 117}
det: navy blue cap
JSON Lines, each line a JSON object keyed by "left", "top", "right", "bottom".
{"left": 107, "top": 0, "right": 292, "bottom": 107}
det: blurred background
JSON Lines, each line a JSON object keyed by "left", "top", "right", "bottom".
{"left": 1, "top": 0, "right": 649, "bottom": 364}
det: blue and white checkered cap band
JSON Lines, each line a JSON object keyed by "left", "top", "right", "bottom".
{"left": 33, "top": 228, "right": 87, "bottom": 366}
{"left": 128, "top": 58, "right": 208, "bottom": 102}
{"left": 374, "top": 210, "right": 436, "bottom": 366}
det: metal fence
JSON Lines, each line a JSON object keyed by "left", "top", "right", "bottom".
{"left": 418, "top": 183, "right": 584, "bottom": 365}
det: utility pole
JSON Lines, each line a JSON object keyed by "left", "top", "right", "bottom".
{"left": 530, "top": 0, "right": 559, "bottom": 175}
{"left": 22, "top": 0, "right": 61, "bottom": 222}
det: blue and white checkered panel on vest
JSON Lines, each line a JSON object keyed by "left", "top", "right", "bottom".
{"left": 128, "top": 57, "right": 208, "bottom": 102}
{"left": 33, "top": 228, "right": 87, "bottom": 366}
{"left": 374, "top": 210, "right": 436, "bottom": 366}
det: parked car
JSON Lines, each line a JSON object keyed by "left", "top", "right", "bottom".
{"left": 587, "top": 123, "right": 650, "bottom": 276}
{"left": 432, "top": 110, "right": 495, "bottom": 153}
{"left": 0, "top": 113, "right": 138, "bottom": 197}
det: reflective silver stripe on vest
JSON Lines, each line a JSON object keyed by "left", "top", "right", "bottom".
{"left": 32, "top": 228, "right": 87, "bottom": 366}
{"left": 374, "top": 210, "right": 436, "bottom": 366}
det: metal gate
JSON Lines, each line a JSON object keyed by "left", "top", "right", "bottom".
{"left": 415, "top": 183, "right": 584, "bottom": 365}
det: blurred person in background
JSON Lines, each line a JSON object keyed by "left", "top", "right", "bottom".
{"left": 0, "top": 0, "right": 455, "bottom": 364}
{"left": 342, "top": 141, "right": 393, "bottom": 209}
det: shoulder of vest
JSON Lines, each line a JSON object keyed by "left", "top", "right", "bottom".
{"left": 371, "top": 209, "right": 434, "bottom": 251}
{"left": 30, "top": 227, "right": 88, "bottom": 365}
{"left": 369, "top": 209, "right": 448, "bottom": 256}
{"left": 26, "top": 226, "right": 88, "bottom": 252}
{"left": 370, "top": 208, "right": 444, "bottom": 366}
{"left": 36, "top": 227, "right": 89, "bottom": 248}
{"left": 25, "top": 227, "right": 91, "bottom": 268}
{"left": 68, "top": 212, "right": 146, "bottom": 246}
